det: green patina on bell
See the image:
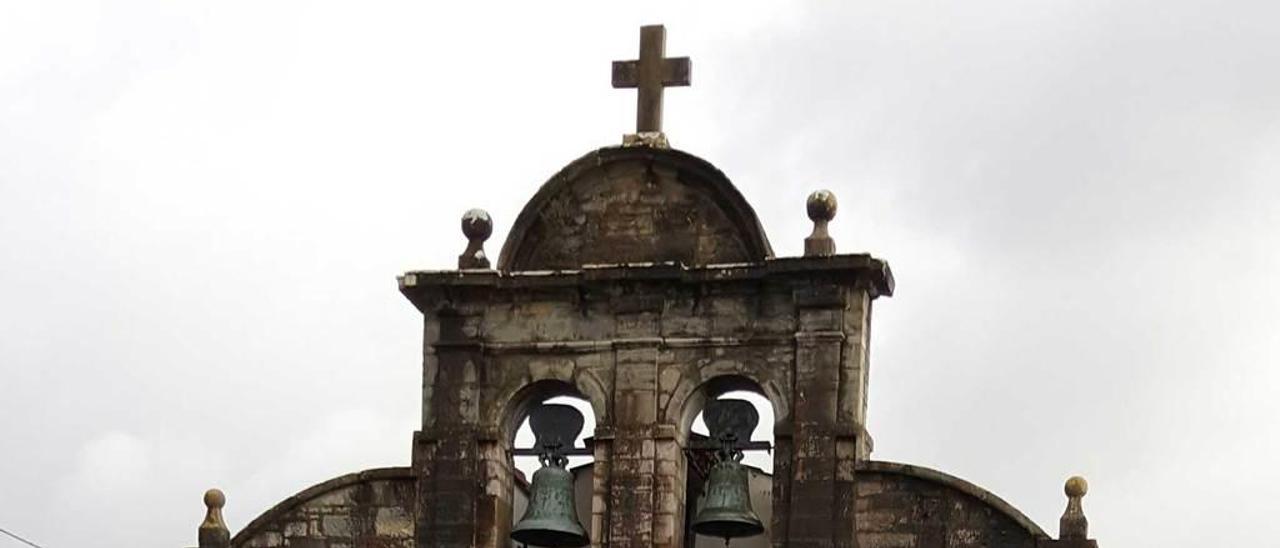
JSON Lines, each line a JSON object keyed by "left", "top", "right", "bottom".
{"left": 692, "top": 459, "right": 764, "bottom": 541}
{"left": 693, "top": 398, "right": 765, "bottom": 542}
{"left": 512, "top": 462, "right": 589, "bottom": 547}
{"left": 512, "top": 403, "right": 590, "bottom": 547}
{"left": 511, "top": 464, "right": 588, "bottom": 547}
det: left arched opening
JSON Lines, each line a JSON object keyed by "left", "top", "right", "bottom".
{"left": 501, "top": 380, "right": 598, "bottom": 548}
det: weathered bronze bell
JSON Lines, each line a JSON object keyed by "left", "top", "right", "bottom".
{"left": 511, "top": 463, "right": 589, "bottom": 547}
{"left": 692, "top": 459, "right": 764, "bottom": 540}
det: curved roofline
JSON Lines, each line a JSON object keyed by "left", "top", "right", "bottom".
{"left": 858, "top": 460, "right": 1049, "bottom": 538}
{"left": 555, "top": 459, "right": 1045, "bottom": 538}
{"left": 496, "top": 146, "right": 774, "bottom": 272}
{"left": 225, "top": 462, "right": 1045, "bottom": 543}
{"left": 230, "top": 467, "right": 413, "bottom": 546}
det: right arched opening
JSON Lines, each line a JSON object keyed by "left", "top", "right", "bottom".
{"left": 690, "top": 391, "right": 775, "bottom": 474}
{"left": 681, "top": 376, "right": 779, "bottom": 548}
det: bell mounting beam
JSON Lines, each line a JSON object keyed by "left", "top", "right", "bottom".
{"left": 511, "top": 403, "right": 594, "bottom": 457}
{"left": 688, "top": 398, "right": 771, "bottom": 452}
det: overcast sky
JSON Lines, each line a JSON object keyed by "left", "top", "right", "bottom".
{"left": 2, "top": 1, "right": 1278, "bottom": 547}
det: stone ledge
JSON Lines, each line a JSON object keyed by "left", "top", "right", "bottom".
{"left": 399, "top": 255, "right": 894, "bottom": 313}
{"left": 432, "top": 334, "right": 810, "bottom": 353}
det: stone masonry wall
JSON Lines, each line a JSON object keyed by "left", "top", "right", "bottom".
{"left": 563, "top": 460, "right": 1043, "bottom": 548}
{"left": 856, "top": 463, "right": 1046, "bottom": 548}
{"left": 401, "top": 257, "right": 892, "bottom": 548}
{"left": 496, "top": 147, "right": 775, "bottom": 272}
{"left": 233, "top": 468, "right": 415, "bottom": 548}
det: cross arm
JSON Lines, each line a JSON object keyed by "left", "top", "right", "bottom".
{"left": 611, "top": 57, "right": 692, "bottom": 88}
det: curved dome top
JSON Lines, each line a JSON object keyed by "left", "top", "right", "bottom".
{"left": 497, "top": 146, "right": 773, "bottom": 272}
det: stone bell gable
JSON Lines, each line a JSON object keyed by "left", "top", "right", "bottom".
{"left": 192, "top": 24, "right": 1101, "bottom": 548}
{"left": 396, "top": 140, "right": 893, "bottom": 548}
{"left": 401, "top": 139, "right": 898, "bottom": 548}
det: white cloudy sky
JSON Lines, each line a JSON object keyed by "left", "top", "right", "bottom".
{"left": 2, "top": 1, "right": 1278, "bottom": 547}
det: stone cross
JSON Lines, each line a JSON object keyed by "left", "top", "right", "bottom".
{"left": 612, "top": 25, "right": 691, "bottom": 134}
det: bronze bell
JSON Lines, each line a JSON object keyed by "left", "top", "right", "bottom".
{"left": 692, "top": 458, "right": 764, "bottom": 541}
{"left": 512, "top": 403, "right": 590, "bottom": 547}
{"left": 511, "top": 460, "right": 589, "bottom": 547}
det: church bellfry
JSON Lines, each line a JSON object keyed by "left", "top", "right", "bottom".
{"left": 193, "top": 25, "right": 1102, "bottom": 548}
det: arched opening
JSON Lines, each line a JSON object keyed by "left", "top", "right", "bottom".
{"left": 690, "top": 391, "right": 775, "bottom": 474}
{"left": 503, "top": 381, "right": 598, "bottom": 548}
{"left": 681, "top": 377, "right": 779, "bottom": 548}
{"left": 513, "top": 395, "right": 596, "bottom": 476}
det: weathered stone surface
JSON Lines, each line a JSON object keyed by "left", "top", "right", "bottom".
{"left": 855, "top": 462, "right": 1047, "bottom": 548}
{"left": 232, "top": 468, "right": 415, "bottom": 548}
{"left": 557, "top": 460, "right": 1045, "bottom": 548}
{"left": 401, "top": 255, "right": 890, "bottom": 547}
{"left": 496, "top": 147, "right": 775, "bottom": 272}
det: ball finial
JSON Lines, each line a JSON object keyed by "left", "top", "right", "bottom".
{"left": 204, "top": 488, "right": 226, "bottom": 509}
{"left": 1065, "top": 476, "right": 1088, "bottom": 498}
{"left": 199, "top": 487, "right": 230, "bottom": 546}
{"left": 806, "top": 190, "right": 838, "bottom": 223}
{"left": 1059, "top": 475, "right": 1091, "bottom": 540}
{"left": 461, "top": 208, "right": 493, "bottom": 241}
{"left": 458, "top": 208, "right": 493, "bottom": 269}
{"left": 804, "top": 190, "right": 838, "bottom": 256}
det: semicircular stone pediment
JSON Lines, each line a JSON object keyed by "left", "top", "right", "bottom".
{"left": 231, "top": 467, "right": 415, "bottom": 547}
{"left": 497, "top": 147, "right": 773, "bottom": 272}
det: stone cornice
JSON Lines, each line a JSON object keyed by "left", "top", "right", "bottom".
{"left": 399, "top": 255, "right": 893, "bottom": 313}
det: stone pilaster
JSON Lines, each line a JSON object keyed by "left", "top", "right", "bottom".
{"left": 415, "top": 309, "right": 488, "bottom": 548}
{"left": 652, "top": 424, "right": 688, "bottom": 548}
{"left": 781, "top": 284, "right": 866, "bottom": 548}
{"left": 607, "top": 342, "right": 661, "bottom": 548}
